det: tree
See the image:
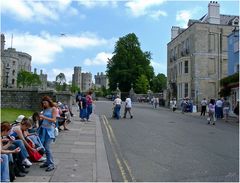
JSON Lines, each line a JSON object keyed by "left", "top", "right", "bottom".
{"left": 17, "top": 70, "right": 41, "bottom": 88}
{"left": 55, "top": 73, "right": 66, "bottom": 91}
{"left": 106, "top": 33, "right": 154, "bottom": 92}
{"left": 56, "top": 73, "right": 66, "bottom": 85}
{"left": 135, "top": 74, "right": 149, "bottom": 94}
{"left": 70, "top": 84, "right": 80, "bottom": 94}
{"left": 151, "top": 73, "right": 167, "bottom": 93}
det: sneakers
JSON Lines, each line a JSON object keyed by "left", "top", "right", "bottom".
{"left": 45, "top": 165, "right": 55, "bottom": 172}
{"left": 130, "top": 116, "right": 133, "bottom": 119}
{"left": 38, "top": 156, "right": 46, "bottom": 162}
{"left": 22, "top": 158, "right": 32, "bottom": 166}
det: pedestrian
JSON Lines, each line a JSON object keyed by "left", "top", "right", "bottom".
{"left": 200, "top": 98, "right": 208, "bottom": 116}
{"left": 181, "top": 98, "right": 187, "bottom": 114}
{"left": 207, "top": 99, "right": 216, "bottom": 125}
{"left": 123, "top": 96, "right": 133, "bottom": 119}
{"left": 222, "top": 97, "right": 230, "bottom": 122}
{"left": 172, "top": 98, "right": 177, "bottom": 112}
{"left": 79, "top": 94, "right": 87, "bottom": 121}
{"left": 113, "top": 95, "right": 122, "bottom": 120}
{"left": 215, "top": 98, "right": 223, "bottom": 119}
{"left": 86, "top": 91, "right": 93, "bottom": 121}
{"left": 38, "top": 96, "right": 57, "bottom": 171}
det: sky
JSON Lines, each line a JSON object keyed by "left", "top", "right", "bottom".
{"left": 1, "top": 0, "right": 239, "bottom": 83}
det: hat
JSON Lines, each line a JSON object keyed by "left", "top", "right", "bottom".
{"left": 57, "top": 102, "right": 62, "bottom": 106}
{"left": 15, "top": 115, "right": 25, "bottom": 123}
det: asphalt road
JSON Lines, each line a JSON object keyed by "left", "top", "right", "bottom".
{"left": 95, "top": 100, "right": 239, "bottom": 182}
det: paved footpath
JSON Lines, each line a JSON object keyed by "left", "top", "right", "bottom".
{"left": 16, "top": 106, "right": 112, "bottom": 182}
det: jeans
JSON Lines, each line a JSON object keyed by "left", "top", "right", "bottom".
{"left": 43, "top": 133, "right": 54, "bottom": 166}
{"left": 28, "top": 135, "right": 45, "bottom": 151}
{"left": 1, "top": 154, "right": 10, "bottom": 182}
{"left": 86, "top": 104, "right": 93, "bottom": 120}
{"left": 80, "top": 108, "right": 87, "bottom": 119}
{"left": 114, "top": 105, "right": 121, "bottom": 119}
{"left": 11, "top": 140, "right": 29, "bottom": 160}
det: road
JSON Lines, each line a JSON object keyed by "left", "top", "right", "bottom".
{"left": 95, "top": 100, "right": 239, "bottom": 182}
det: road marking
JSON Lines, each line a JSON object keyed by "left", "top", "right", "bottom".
{"left": 102, "top": 115, "right": 128, "bottom": 182}
{"left": 102, "top": 115, "right": 136, "bottom": 182}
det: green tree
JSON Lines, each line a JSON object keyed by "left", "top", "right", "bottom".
{"left": 56, "top": 73, "right": 66, "bottom": 85}
{"left": 70, "top": 84, "right": 80, "bottom": 94}
{"left": 152, "top": 73, "right": 167, "bottom": 93}
{"left": 106, "top": 33, "right": 154, "bottom": 92}
{"left": 55, "top": 73, "right": 66, "bottom": 91}
{"left": 17, "top": 70, "right": 41, "bottom": 88}
{"left": 135, "top": 74, "right": 149, "bottom": 94}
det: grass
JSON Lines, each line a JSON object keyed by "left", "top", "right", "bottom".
{"left": 1, "top": 108, "right": 35, "bottom": 123}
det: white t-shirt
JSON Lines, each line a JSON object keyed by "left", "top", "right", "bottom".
{"left": 114, "top": 98, "right": 122, "bottom": 105}
{"left": 125, "top": 98, "right": 132, "bottom": 108}
{"left": 216, "top": 100, "right": 223, "bottom": 107}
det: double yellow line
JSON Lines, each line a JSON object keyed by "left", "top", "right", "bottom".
{"left": 101, "top": 115, "right": 136, "bottom": 182}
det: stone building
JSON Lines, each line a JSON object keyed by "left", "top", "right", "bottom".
{"left": 72, "top": 66, "right": 82, "bottom": 91}
{"left": 1, "top": 33, "right": 48, "bottom": 89}
{"left": 167, "top": 1, "right": 239, "bottom": 107}
{"left": 94, "top": 72, "right": 109, "bottom": 89}
{"left": 81, "top": 72, "right": 92, "bottom": 92}
{"left": 1, "top": 34, "right": 31, "bottom": 88}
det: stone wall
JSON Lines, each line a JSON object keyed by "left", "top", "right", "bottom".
{"left": 1, "top": 88, "right": 72, "bottom": 111}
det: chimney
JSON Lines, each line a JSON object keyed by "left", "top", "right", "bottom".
{"left": 171, "top": 26, "right": 180, "bottom": 40}
{"left": 34, "top": 68, "right": 37, "bottom": 74}
{"left": 40, "top": 70, "right": 43, "bottom": 75}
{"left": 208, "top": 1, "right": 220, "bottom": 24}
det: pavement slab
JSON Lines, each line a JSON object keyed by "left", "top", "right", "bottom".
{"left": 15, "top": 106, "right": 111, "bottom": 182}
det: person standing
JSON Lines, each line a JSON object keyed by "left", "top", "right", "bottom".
{"left": 207, "top": 99, "right": 216, "bottom": 125}
{"left": 181, "top": 98, "right": 187, "bottom": 114}
{"left": 86, "top": 91, "right": 93, "bottom": 121}
{"left": 123, "top": 96, "right": 133, "bottom": 119}
{"left": 38, "top": 96, "right": 57, "bottom": 172}
{"left": 113, "top": 95, "right": 122, "bottom": 120}
{"left": 215, "top": 98, "right": 223, "bottom": 119}
{"left": 172, "top": 98, "right": 177, "bottom": 112}
{"left": 222, "top": 97, "right": 230, "bottom": 122}
{"left": 200, "top": 98, "right": 208, "bottom": 116}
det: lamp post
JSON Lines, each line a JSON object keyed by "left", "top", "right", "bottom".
{"left": 5, "top": 65, "right": 10, "bottom": 88}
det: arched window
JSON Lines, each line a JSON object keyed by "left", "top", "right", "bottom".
{"left": 12, "top": 70, "right": 15, "bottom": 76}
{"left": 12, "top": 79, "right": 15, "bottom": 85}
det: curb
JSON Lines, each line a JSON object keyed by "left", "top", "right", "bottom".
{"left": 95, "top": 114, "right": 112, "bottom": 182}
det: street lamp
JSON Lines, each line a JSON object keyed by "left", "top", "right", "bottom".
{"left": 5, "top": 65, "right": 10, "bottom": 88}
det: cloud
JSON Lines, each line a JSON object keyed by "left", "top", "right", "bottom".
{"left": 4, "top": 32, "right": 113, "bottom": 65}
{"left": 84, "top": 52, "right": 113, "bottom": 66}
{"left": 77, "top": 0, "right": 118, "bottom": 8}
{"left": 125, "top": 0, "right": 166, "bottom": 18}
{"left": 151, "top": 60, "right": 167, "bottom": 75}
{"left": 176, "top": 7, "right": 203, "bottom": 28}
{"left": 149, "top": 10, "right": 167, "bottom": 20}
{"left": 47, "top": 68, "right": 74, "bottom": 82}
{"left": 1, "top": 0, "right": 79, "bottom": 23}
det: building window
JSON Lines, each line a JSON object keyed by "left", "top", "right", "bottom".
{"left": 12, "top": 79, "right": 15, "bottom": 85}
{"left": 12, "top": 70, "right": 15, "bottom": 76}
{"left": 184, "top": 61, "right": 188, "bottom": 73}
{"left": 184, "top": 83, "right": 188, "bottom": 97}
{"left": 13, "top": 61, "right": 15, "bottom": 65}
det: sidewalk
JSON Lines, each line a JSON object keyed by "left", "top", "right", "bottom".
{"left": 15, "top": 106, "right": 111, "bottom": 182}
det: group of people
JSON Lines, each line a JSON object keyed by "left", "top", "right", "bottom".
{"left": 200, "top": 97, "right": 239, "bottom": 125}
{"left": 75, "top": 91, "right": 93, "bottom": 121}
{"left": 1, "top": 96, "right": 72, "bottom": 182}
{"left": 112, "top": 95, "right": 133, "bottom": 120}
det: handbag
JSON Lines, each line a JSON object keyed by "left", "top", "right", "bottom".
{"left": 27, "top": 141, "right": 42, "bottom": 162}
